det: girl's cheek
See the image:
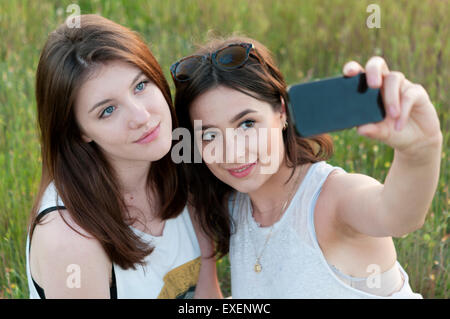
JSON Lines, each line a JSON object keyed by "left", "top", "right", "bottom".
{"left": 201, "top": 142, "right": 220, "bottom": 164}
{"left": 98, "top": 125, "right": 127, "bottom": 145}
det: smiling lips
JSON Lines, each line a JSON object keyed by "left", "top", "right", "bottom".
{"left": 134, "top": 123, "right": 160, "bottom": 144}
{"left": 227, "top": 161, "right": 257, "bottom": 178}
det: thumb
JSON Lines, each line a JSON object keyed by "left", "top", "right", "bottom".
{"left": 357, "top": 123, "right": 384, "bottom": 139}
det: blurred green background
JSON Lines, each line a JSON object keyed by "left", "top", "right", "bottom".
{"left": 0, "top": 0, "right": 448, "bottom": 298}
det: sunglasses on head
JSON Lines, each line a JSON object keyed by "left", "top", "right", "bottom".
{"left": 170, "top": 42, "right": 260, "bottom": 82}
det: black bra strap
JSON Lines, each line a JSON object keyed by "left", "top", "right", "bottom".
{"left": 29, "top": 206, "right": 66, "bottom": 254}
{"left": 29, "top": 205, "right": 65, "bottom": 299}
{"left": 36, "top": 206, "right": 67, "bottom": 223}
{"left": 110, "top": 265, "right": 117, "bottom": 299}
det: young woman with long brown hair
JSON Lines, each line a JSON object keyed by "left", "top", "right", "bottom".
{"left": 26, "top": 14, "right": 221, "bottom": 299}
{"left": 172, "top": 36, "right": 442, "bottom": 298}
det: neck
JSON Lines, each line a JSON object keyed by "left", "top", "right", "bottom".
{"left": 111, "top": 159, "right": 152, "bottom": 197}
{"left": 248, "top": 161, "right": 310, "bottom": 226}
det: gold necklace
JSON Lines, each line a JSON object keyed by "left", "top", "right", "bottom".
{"left": 250, "top": 166, "right": 303, "bottom": 273}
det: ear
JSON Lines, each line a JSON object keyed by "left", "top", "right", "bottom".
{"left": 279, "top": 97, "right": 287, "bottom": 122}
{"left": 81, "top": 134, "right": 93, "bottom": 143}
{"left": 280, "top": 96, "right": 287, "bottom": 113}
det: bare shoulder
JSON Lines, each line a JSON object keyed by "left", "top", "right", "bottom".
{"left": 324, "top": 170, "right": 382, "bottom": 195}
{"left": 315, "top": 169, "right": 382, "bottom": 237}
{"left": 314, "top": 169, "right": 398, "bottom": 276}
{"left": 32, "top": 209, "right": 106, "bottom": 255}
{"left": 314, "top": 168, "right": 347, "bottom": 215}
{"left": 321, "top": 170, "right": 383, "bottom": 231}
{"left": 30, "top": 210, "right": 111, "bottom": 298}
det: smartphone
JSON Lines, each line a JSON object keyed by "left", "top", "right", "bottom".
{"left": 287, "top": 73, "right": 385, "bottom": 137}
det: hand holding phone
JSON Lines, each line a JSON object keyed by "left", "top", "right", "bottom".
{"left": 287, "top": 73, "right": 385, "bottom": 137}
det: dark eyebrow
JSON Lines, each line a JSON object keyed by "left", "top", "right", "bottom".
{"left": 88, "top": 71, "right": 145, "bottom": 113}
{"left": 229, "top": 109, "right": 257, "bottom": 124}
{"left": 88, "top": 98, "right": 114, "bottom": 114}
{"left": 130, "top": 71, "right": 145, "bottom": 89}
{"left": 196, "top": 109, "right": 257, "bottom": 131}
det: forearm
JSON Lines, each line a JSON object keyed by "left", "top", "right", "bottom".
{"left": 380, "top": 135, "right": 443, "bottom": 236}
{"left": 194, "top": 257, "right": 223, "bottom": 299}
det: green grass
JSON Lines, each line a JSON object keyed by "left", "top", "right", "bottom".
{"left": 0, "top": 0, "right": 448, "bottom": 298}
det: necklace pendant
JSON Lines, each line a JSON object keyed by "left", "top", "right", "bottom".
{"left": 254, "top": 262, "right": 262, "bottom": 273}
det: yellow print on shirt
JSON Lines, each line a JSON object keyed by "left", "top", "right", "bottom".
{"left": 157, "top": 257, "right": 201, "bottom": 299}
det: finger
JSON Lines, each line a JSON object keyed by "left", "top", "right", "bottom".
{"left": 365, "top": 56, "right": 390, "bottom": 88}
{"left": 356, "top": 122, "right": 390, "bottom": 141}
{"left": 357, "top": 123, "right": 378, "bottom": 137}
{"left": 382, "top": 71, "right": 405, "bottom": 119}
{"left": 343, "top": 61, "right": 364, "bottom": 77}
{"left": 395, "top": 83, "right": 425, "bottom": 131}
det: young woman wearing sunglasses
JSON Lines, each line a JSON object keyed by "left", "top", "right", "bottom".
{"left": 173, "top": 36, "right": 442, "bottom": 298}
{"left": 26, "top": 15, "right": 222, "bottom": 299}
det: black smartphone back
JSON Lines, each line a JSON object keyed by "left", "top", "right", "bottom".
{"left": 287, "top": 73, "right": 385, "bottom": 137}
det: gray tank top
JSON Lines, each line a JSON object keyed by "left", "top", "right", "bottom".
{"left": 228, "top": 161, "right": 422, "bottom": 298}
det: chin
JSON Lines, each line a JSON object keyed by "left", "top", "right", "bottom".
{"left": 222, "top": 176, "right": 263, "bottom": 194}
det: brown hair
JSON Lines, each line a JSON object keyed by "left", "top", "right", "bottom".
{"left": 174, "top": 36, "right": 333, "bottom": 257}
{"left": 30, "top": 14, "right": 187, "bottom": 269}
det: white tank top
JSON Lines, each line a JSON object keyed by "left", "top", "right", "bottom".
{"left": 228, "top": 161, "right": 422, "bottom": 299}
{"left": 26, "top": 182, "right": 201, "bottom": 299}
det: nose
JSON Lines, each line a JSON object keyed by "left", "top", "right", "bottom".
{"left": 224, "top": 132, "right": 247, "bottom": 164}
{"left": 127, "top": 97, "right": 151, "bottom": 130}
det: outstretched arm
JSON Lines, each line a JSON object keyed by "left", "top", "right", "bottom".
{"left": 330, "top": 57, "right": 442, "bottom": 238}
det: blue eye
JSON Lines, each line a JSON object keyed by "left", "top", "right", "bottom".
{"left": 135, "top": 80, "right": 148, "bottom": 92}
{"left": 239, "top": 119, "right": 255, "bottom": 130}
{"left": 100, "top": 105, "right": 115, "bottom": 118}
